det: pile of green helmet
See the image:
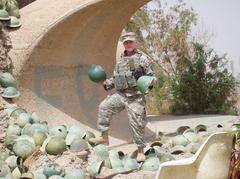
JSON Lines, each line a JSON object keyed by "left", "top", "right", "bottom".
{"left": 0, "top": 158, "right": 87, "bottom": 179}
{"left": 1, "top": 104, "right": 100, "bottom": 178}
{"left": 0, "top": 0, "right": 21, "bottom": 29}
{"left": 0, "top": 72, "right": 21, "bottom": 99}
{"left": 4, "top": 106, "right": 98, "bottom": 157}
{"left": 157, "top": 124, "right": 208, "bottom": 155}
{"left": 39, "top": 162, "right": 86, "bottom": 179}
{"left": 2, "top": 107, "right": 47, "bottom": 178}
{"left": 88, "top": 142, "right": 176, "bottom": 178}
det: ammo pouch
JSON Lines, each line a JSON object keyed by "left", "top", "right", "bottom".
{"left": 113, "top": 72, "right": 137, "bottom": 90}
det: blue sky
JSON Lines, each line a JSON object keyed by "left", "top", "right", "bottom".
{"left": 148, "top": 0, "right": 240, "bottom": 76}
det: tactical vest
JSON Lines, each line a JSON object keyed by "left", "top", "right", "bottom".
{"left": 113, "top": 53, "right": 146, "bottom": 90}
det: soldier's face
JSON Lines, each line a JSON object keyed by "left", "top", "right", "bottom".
{"left": 123, "top": 40, "right": 136, "bottom": 53}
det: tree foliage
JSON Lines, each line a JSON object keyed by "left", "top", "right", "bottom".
{"left": 125, "top": 0, "right": 197, "bottom": 75}
{"left": 170, "top": 43, "right": 239, "bottom": 114}
{"left": 124, "top": 0, "right": 238, "bottom": 115}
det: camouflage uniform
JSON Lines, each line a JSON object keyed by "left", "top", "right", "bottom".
{"left": 97, "top": 49, "right": 155, "bottom": 147}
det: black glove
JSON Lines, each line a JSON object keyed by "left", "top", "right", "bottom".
{"left": 132, "top": 66, "right": 146, "bottom": 80}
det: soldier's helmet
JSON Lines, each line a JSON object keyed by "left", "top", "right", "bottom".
{"left": 7, "top": 16, "right": 21, "bottom": 28}
{"left": 121, "top": 32, "right": 136, "bottom": 43}
{"left": 65, "top": 169, "right": 86, "bottom": 179}
{"left": 88, "top": 64, "right": 107, "bottom": 83}
{"left": 1, "top": 86, "right": 20, "bottom": 98}
{"left": 137, "top": 75, "right": 157, "bottom": 94}
{"left": 0, "top": 72, "right": 16, "bottom": 88}
{"left": 0, "top": 9, "right": 10, "bottom": 20}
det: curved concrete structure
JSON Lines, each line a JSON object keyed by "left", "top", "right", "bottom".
{"left": 9, "top": 0, "right": 154, "bottom": 145}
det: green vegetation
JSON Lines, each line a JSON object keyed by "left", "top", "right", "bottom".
{"left": 125, "top": 0, "right": 239, "bottom": 115}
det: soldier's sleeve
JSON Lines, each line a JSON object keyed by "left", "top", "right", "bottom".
{"left": 103, "top": 63, "right": 117, "bottom": 91}
{"left": 142, "top": 55, "right": 155, "bottom": 77}
{"left": 103, "top": 77, "right": 114, "bottom": 91}
{"left": 143, "top": 56, "right": 157, "bottom": 91}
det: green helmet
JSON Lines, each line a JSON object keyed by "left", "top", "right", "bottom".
{"left": 123, "top": 158, "right": 138, "bottom": 170}
{"left": 89, "top": 160, "right": 104, "bottom": 177}
{"left": 7, "top": 16, "right": 21, "bottom": 28}
{"left": 27, "top": 123, "right": 48, "bottom": 137}
{"left": 0, "top": 152, "right": 9, "bottom": 161}
{"left": 136, "top": 75, "right": 156, "bottom": 94}
{"left": 177, "top": 126, "right": 190, "bottom": 135}
{"left": 65, "top": 133, "right": 78, "bottom": 146}
{"left": 170, "top": 145, "right": 186, "bottom": 155}
{"left": 29, "top": 112, "right": 41, "bottom": 124}
{"left": 150, "top": 141, "right": 163, "bottom": 148}
{"left": 68, "top": 126, "right": 86, "bottom": 138}
{"left": 0, "top": 72, "right": 16, "bottom": 88}
{"left": 0, "top": 9, "right": 10, "bottom": 20}
{"left": 183, "top": 132, "right": 200, "bottom": 143}
{"left": 6, "top": 124, "right": 21, "bottom": 136}
{"left": 172, "top": 135, "right": 189, "bottom": 147}
{"left": 3, "top": 156, "right": 15, "bottom": 168}
{"left": 195, "top": 124, "right": 207, "bottom": 133}
{"left": 49, "top": 125, "right": 67, "bottom": 139}
{"left": 17, "top": 113, "right": 31, "bottom": 128}
{"left": 10, "top": 107, "right": 27, "bottom": 118}
{"left": 13, "top": 140, "right": 35, "bottom": 159}
{"left": 190, "top": 143, "right": 201, "bottom": 154}
{"left": 159, "top": 153, "right": 175, "bottom": 163}
{"left": 0, "top": 160, "right": 11, "bottom": 177}
{"left": 183, "top": 128, "right": 195, "bottom": 134}
{"left": 45, "top": 137, "right": 66, "bottom": 155}
{"left": 4, "top": 135, "right": 18, "bottom": 150}
{"left": 1, "top": 86, "right": 20, "bottom": 98}
{"left": 21, "top": 123, "right": 31, "bottom": 135}
{"left": 83, "top": 131, "right": 95, "bottom": 142}
{"left": 109, "top": 150, "right": 120, "bottom": 159}
{"left": 88, "top": 64, "right": 107, "bottom": 83}
{"left": 15, "top": 135, "right": 35, "bottom": 145}
{"left": 103, "top": 158, "right": 111, "bottom": 168}
{"left": 93, "top": 144, "right": 109, "bottom": 160}
{"left": 5, "top": 106, "right": 17, "bottom": 117}
{"left": 109, "top": 155, "right": 123, "bottom": 169}
{"left": 65, "top": 169, "right": 85, "bottom": 179}
{"left": 70, "top": 138, "right": 89, "bottom": 152}
{"left": 141, "top": 157, "right": 160, "bottom": 171}
{"left": 12, "top": 166, "right": 23, "bottom": 179}
{"left": 43, "top": 163, "right": 64, "bottom": 178}
{"left": 33, "top": 131, "right": 47, "bottom": 146}
{"left": 33, "top": 172, "right": 47, "bottom": 179}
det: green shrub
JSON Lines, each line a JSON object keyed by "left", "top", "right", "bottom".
{"left": 169, "top": 43, "right": 239, "bottom": 115}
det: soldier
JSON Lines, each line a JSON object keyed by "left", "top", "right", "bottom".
{"left": 89, "top": 32, "right": 156, "bottom": 162}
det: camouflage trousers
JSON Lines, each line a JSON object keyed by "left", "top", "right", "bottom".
{"left": 97, "top": 92, "right": 147, "bottom": 147}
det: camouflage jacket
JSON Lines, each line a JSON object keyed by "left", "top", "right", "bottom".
{"left": 104, "top": 49, "right": 155, "bottom": 96}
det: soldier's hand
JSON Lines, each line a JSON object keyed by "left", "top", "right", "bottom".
{"left": 151, "top": 79, "right": 157, "bottom": 87}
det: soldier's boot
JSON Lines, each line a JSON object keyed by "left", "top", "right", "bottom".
{"left": 136, "top": 147, "right": 146, "bottom": 162}
{"left": 89, "top": 130, "right": 109, "bottom": 145}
